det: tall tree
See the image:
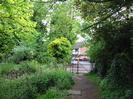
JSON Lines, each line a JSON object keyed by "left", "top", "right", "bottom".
{"left": 0, "top": 0, "right": 37, "bottom": 61}
{"left": 48, "top": 0, "right": 80, "bottom": 45}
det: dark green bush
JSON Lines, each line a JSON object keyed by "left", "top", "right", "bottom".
{"left": 87, "top": 40, "right": 111, "bottom": 77}
{"left": 100, "top": 72, "right": 133, "bottom": 99}
{"left": 107, "top": 53, "right": 131, "bottom": 88}
{"left": 0, "top": 32, "right": 14, "bottom": 62}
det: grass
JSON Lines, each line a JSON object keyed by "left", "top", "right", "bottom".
{"left": 0, "top": 61, "right": 74, "bottom": 99}
{"left": 86, "top": 72, "right": 101, "bottom": 85}
{"left": 37, "top": 87, "right": 68, "bottom": 99}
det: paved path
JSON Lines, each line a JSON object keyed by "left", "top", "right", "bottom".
{"left": 67, "top": 75, "right": 100, "bottom": 99}
{"left": 67, "top": 60, "right": 99, "bottom": 99}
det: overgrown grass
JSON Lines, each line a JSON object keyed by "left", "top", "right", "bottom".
{"left": 37, "top": 87, "right": 68, "bottom": 99}
{"left": 0, "top": 61, "right": 74, "bottom": 99}
{"left": 86, "top": 72, "right": 101, "bottom": 85}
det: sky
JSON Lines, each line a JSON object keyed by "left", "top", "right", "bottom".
{"left": 77, "top": 35, "right": 85, "bottom": 42}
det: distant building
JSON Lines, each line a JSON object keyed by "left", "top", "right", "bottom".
{"left": 72, "top": 42, "right": 88, "bottom": 61}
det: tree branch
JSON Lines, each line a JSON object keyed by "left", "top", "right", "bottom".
{"left": 84, "top": 0, "right": 112, "bottom": 3}
{"left": 81, "top": 6, "right": 123, "bottom": 31}
{"left": 30, "top": 0, "right": 58, "bottom": 3}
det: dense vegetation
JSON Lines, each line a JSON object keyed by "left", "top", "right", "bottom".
{"left": 0, "top": 0, "right": 79, "bottom": 99}
{"left": 75, "top": 0, "right": 133, "bottom": 99}
{"left": 1, "top": 0, "right": 133, "bottom": 98}
{"left": 0, "top": 61, "right": 74, "bottom": 99}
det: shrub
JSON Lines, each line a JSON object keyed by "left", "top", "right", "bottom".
{"left": 37, "top": 87, "right": 67, "bottom": 99}
{"left": 0, "top": 32, "right": 14, "bottom": 62}
{"left": 48, "top": 37, "right": 72, "bottom": 63}
{"left": 125, "top": 88, "right": 133, "bottom": 99}
{"left": 107, "top": 53, "right": 131, "bottom": 88}
{"left": 0, "top": 65, "right": 73, "bottom": 99}
{"left": 0, "top": 61, "right": 38, "bottom": 79}
{"left": 7, "top": 45, "right": 35, "bottom": 63}
{"left": 88, "top": 40, "right": 111, "bottom": 77}
{"left": 54, "top": 70, "right": 74, "bottom": 89}
{"left": 35, "top": 41, "right": 55, "bottom": 64}
{"left": 87, "top": 40, "right": 105, "bottom": 62}
{"left": 0, "top": 77, "right": 37, "bottom": 99}
{"left": 32, "top": 69, "right": 74, "bottom": 93}
{"left": 100, "top": 79, "right": 126, "bottom": 99}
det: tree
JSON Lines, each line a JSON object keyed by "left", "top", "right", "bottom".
{"left": 48, "top": 37, "right": 72, "bottom": 63}
{"left": 0, "top": 0, "right": 38, "bottom": 61}
{"left": 48, "top": 0, "right": 80, "bottom": 45}
{"left": 77, "top": 0, "right": 133, "bottom": 98}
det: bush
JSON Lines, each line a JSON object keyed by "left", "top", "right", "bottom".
{"left": 87, "top": 72, "right": 133, "bottom": 99}
{"left": 37, "top": 87, "right": 67, "bottom": 99}
{"left": 0, "top": 61, "right": 38, "bottom": 79}
{"left": 0, "top": 77, "right": 37, "bottom": 99}
{"left": 0, "top": 65, "right": 73, "bottom": 99}
{"left": 88, "top": 40, "right": 105, "bottom": 62}
{"left": 87, "top": 40, "right": 111, "bottom": 77}
{"left": 107, "top": 53, "right": 131, "bottom": 88}
{"left": 52, "top": 69, "right": 74, "bottom": 89}
{"left": 100, "top": 79, "right": 126, "bottom": 99}
{"left": 7, "top": 45, "right": 35, "bottom": 63}
{"left": 32, "top": 69, "right": 74, "bottom": 92}
{"left": 0, "top": 32, "right": 14, "bottom": 62}
{"left": 35, "top": 41, "right": 55, "bottom": 64}
{"left": 48, "top": 37, "right": 72, "bottom": 63}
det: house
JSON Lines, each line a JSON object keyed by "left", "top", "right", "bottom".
{"left": 72, "top": 42, "right": 88, "bottom": 61}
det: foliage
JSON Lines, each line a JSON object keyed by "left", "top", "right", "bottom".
{"left": 0, "top": 32, "right": 14, "bottom": 62}
{"left": 0, "top": 0, "right": 38, "bottom": 61}
{"left": 0, "top": 0, "right": 91, "bottom": 99}
{"left": 35, "top": 40, "right": 55, "bottom": 64}
{"left": 0, "top": 61, "right": 39, "bottom": 79}
{"left": 0, "top": 63, "right": 74, "bottom": 99}
{"left": 86, "top": 72, "right": 101, "bottom": 86}
{"left": 32, "top": 0, "right": 79, "bottom": 64}
{"left": 32, "top": 0, "right": 48, "bottom": 34}
{"left": 48, "top": 1, "right": 78, "bottom": 45}
{"left": 0, "top": 76, "right": 37, "bottom": 99}
{"left": 85, "top": 18, "right": 133, "bottom": 99}
{"left": 78, "top": 0, "right": 133, "bottom": 98}
{"left": 100, "top": 79, "right": 126, "bottom": 99}
{"left": 107, "top": 53, "right": 133, "bottom": 88}
{"left": 100, "top": 78, "right": 133, "bottom": 99}
{"left": 7, "top": 45, "right": 35, "bottom": 63}
{"left": 48, "top": 37, "right": 72, "bottom": 63}
{"left": 87, "top": 17, "right": 133, "bottom": 77}
{"left": 87, "top": 72, "right": 133, "bottom": 99}
{"left": 0, "top": 0, "right": 37, "bottom": 42}
{"left": 87, "top": 40, "right": 105, "bottom": 62}
{"left": 37, "top": 87, "right": 67, "bottom": 99}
